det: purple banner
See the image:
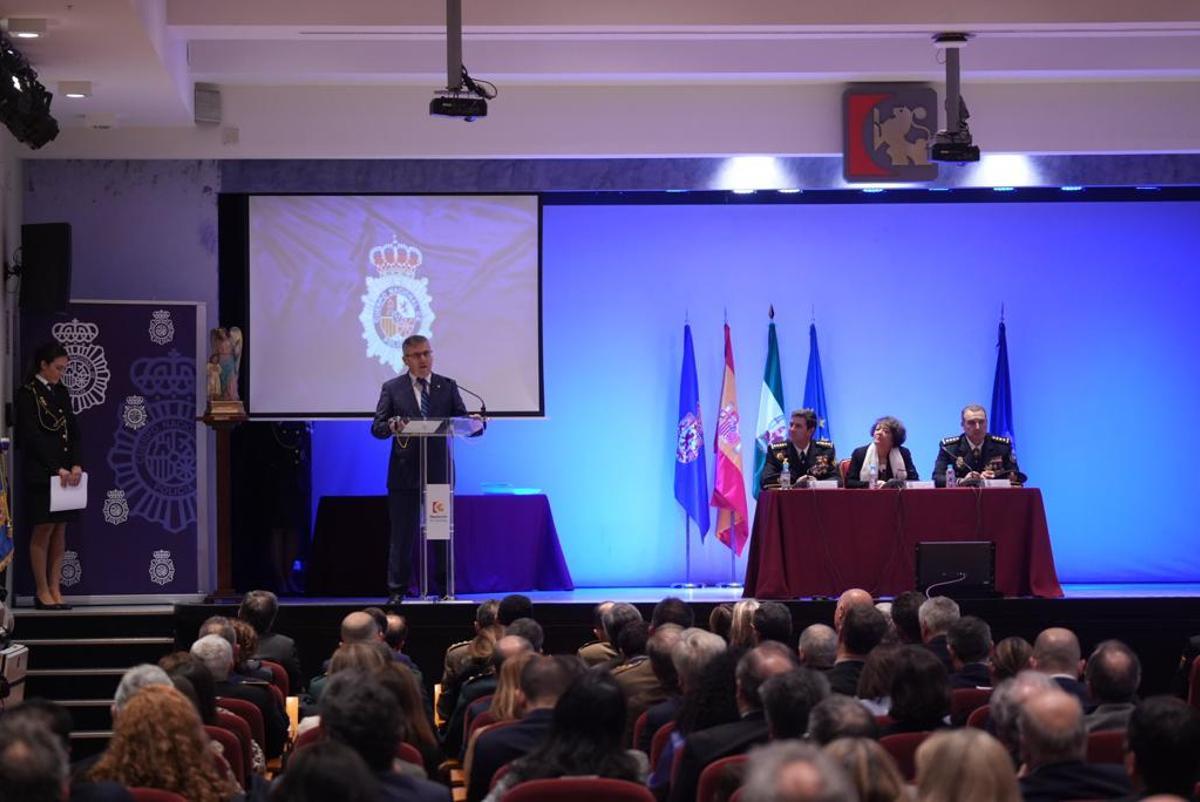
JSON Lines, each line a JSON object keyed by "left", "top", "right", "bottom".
{"left": 16, "top": 302, "right": 204, "bottom": 598}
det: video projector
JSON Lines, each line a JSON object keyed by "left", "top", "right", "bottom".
{"left": 430, "top": 92, "right": 487, "bottom": 121}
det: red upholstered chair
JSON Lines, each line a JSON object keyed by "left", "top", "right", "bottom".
{"left": 397, "top": 741, "right": 424, "bottom": 766}
{"left": 260, "top": 659, "right": 290, "bottom": 697}
{"left": 501, "top": 778, "right": 655, "bottom": 802}
{"left": 632, "top": 710, "right": 650, "bottom": 754}
{"left": 696, "top": 754, "right": 749, "bottom": 802}
{"left": 966, "top": 704, "right": 991, "bottom": 730}
{"left": 730, "top": 790, "right": 744, "bottom": 802}
{"left": 127, "top": 790, "right": 188, "bottom": 802}
{"left": 491, "top": 762, "right": 512, "bottom": 791}
{"left": 649, "top": 721, "right": 676, "bottom": 769}
{"left": 838, "top": 459, "right": 851, "bottom": 484}
{"left": 217, "top": 697, "right": 266, "bottom": 751}
{"left": 214, "top": 708, "right": 254, "bottom": 778}
{"left": 464, "top": 693, "right": 495, "bottom": 736}
{"left": 468, "top": 709, "right": 499, "bottom": 742}
{"left": 879, "top": 731, "right": 932, "bottom": 781}
{"left": 205, "top": 724, "right": 246, "bottom": 787}
{"left": 874, "top": 714, "right": 895, "bottom": 729}
{"left": 294, "top": 725, "right": 322, "bottom": 751}
{"left": 1189, "top": 656, "right": 1200, "bottom": 710}
{"left": 1086, "top": 730, "right": 1125, "bottom": 764}
{"left": 267, "top": 682, "right": 286, "bottom": 709}
{"left": 950, "top": 687, "right": 993, "bottom": 725}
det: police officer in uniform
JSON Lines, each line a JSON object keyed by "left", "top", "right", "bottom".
{"left": 759, "top": 408, "right": 838, "bottom": 488}
{"left": 15, "top": 342, "right": 83, "bottom": 610}
{"left": 933, "top": 403, "right": 1025, "bottom": 487}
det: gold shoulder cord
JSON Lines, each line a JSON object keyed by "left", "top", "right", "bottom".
{"left": 28, "top": 382, "right": 68, "bottom": 435}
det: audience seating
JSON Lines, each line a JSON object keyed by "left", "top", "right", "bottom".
{"left": 127, "top": 790, "right": 188, "bottom": 802}
{"left": 874, "top": 714, "right": 895, "bottom": 728}
{"left": 292, "top": 723, "right": 423, "bottom": 765}
{"left": 1189, "top": 655, "right": 1200, "bottom": 711}
{"left": 260, "top": 659, "right": 290, "bottom": 697}
{"left": 467, "top": 709, "right": 499, "bottom": 742}
{"left": 214, "top": 708, "right": 255, "bottom": 780}
{"left": 966, "top": 704, "right": 991, "bottom": 730}
{"left": 464, "top": 693, "right": 495, "bottom": 737}
{"left": 696, "top": 754, "right": 749, "bottom": 802}
{"left": 204, "top": 724, "right": 246, "bottom": 787}
{"left": 950, "top": 687, "right": 992, "bottom": 724}
{"left": 649, "top": 721, "right": 675, "bottom": 769}
{"left": 730, "top": 790, "right": 744, "bottom": 802}
{"left": 500, "top": 777, "right": 655, "bottom": 802}
{"left": 1086, "top": 730, "right": 1125, "bottom": 764}
{"left": 491, "top": 762, "right": 512, "bottom": 791}
{"left": 632, "top": 710, "right": 650, "bottom": 754}
{"left": 266, "top": 682, "right": 286, "bottom": 709}
{"left": 879, "top": 731, "right": 932, "bottom": 781}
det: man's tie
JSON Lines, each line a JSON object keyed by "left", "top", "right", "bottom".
{"left": 418, "top": 377, "right": 430, "bottom": 418}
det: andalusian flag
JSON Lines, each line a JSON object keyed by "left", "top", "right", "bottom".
{"left": 711, "top": 323, "right": 750, "bottom": 556}
{"left": 752, "top": 307, "right": 786, "bottom": 498}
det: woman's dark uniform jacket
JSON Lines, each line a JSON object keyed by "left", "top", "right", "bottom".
{"left": 16, "top": 378, "right": 80, "bottom": 523}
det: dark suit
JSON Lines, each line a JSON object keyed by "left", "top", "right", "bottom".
{"left": 845, "top": 445, "right": 919, "bottom": 488}
{"left": 378, "top": 770, "right": 452, "bottom": 802}
{"left": 1018, "top": 760, "right": 1131, "bottom": 802}
{"left": 668, "top": 710, "right": 769, "bottom": 802}
{"left": 1052, "top": 675, "right": 1094, "bottom": 711}
{"left": 371, "top": 371, "right": 468, "bottom": 593}
{"left": 933, "top": 433, "right": 1022, "bottom": 486}
{"left": 255, "top": 631, "right": 303, "bottom": 694}
{"left": 637, "top": 695, "right": 682, "bottom": 756}
{"left": 925, "top": 636, "right": 954, "bottom": 673}
{"left": 442, "top": 673, "right": 497, "bottom": 760}
{"left": 949, "top": 661, "right": 991, "bottom": 689}
{"left": 760, "top": 439, "right": 838, "bottom": 488}
{"left": 826, "top": 659, "right": 866, "bottom": 696}
{"left": 467, "top": 708, "right": 554, "bottom": 802}
{"left": 216, "top": 678, "right": 289, "bottom": 759}
{"left": 16, "top": 378, "right": 81, "bottom": 524}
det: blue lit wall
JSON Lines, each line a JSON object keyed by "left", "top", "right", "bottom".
{"left": 312, "top": 197, "right": 1200, "bottom": 586}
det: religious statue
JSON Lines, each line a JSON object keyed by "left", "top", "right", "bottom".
{"left": 206, "top": 326, "right": 246, "bottom": 420}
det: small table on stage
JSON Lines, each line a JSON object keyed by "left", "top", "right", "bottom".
{"left": 742, "top": 487, "right": 1063, "bottom": 599}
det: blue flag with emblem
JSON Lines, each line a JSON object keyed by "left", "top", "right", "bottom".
{"left": 0, "top": 444, "right": 11, "bottom": 572}
{"left": 674, "top": 322, "right": 710, "bottom": 539}
{"left": 752, "top": 308, "right": 786, "bottom": 499}
{"left": 990, "top": 316, "right": 1015, "bottom": 446}
{"left": 802, "top": 322, "right": 831, "bottom": 442}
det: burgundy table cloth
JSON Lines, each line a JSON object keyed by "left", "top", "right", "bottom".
{"left": 742, "top": 487, "right": 1063, "bottom": 599}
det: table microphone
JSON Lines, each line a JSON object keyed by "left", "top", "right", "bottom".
{"left": 456, "top": 383, "right": 487, "bottom": 415}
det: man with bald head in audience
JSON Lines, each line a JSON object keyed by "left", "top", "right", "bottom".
{"left": 1032, "top": 627, "right": 1091, "bottom": 709}
{"left": 739, "top": 741, "right": 857, "bottom": 802}
{"left": 832, "top": 588, "right": 873, "bottom": 633}
{"left": 1017, "top": 688, "right": 1130, "bottom": 801}
{"left": 1083, "top": 639, "right": 1141, "bottom": 733}
{"left": 669, "top": 641, "right": 798, "bottom": 802}
{"left": 797, "top": 624, "right": 837, "bottom": 671}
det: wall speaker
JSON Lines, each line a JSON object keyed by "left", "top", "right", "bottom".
{"left": 19, "top": 222, "right": 71, "bottom": 312}
{"left": 916, "top": 541, "right": 996, "bottom": 597}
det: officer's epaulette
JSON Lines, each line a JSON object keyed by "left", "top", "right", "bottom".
{"left": 445, "top": 639, "right": 471, "bottom": 652}
{"left": 768, "top": 442, "right": 789, "bottom": 451}
{"left": 941, "top": 435, "right": 962, "bottom": 445}
{"left": 814, "top": 439, "right": 833, "bottom": 447}
{"left": 988, "top": 434, "right": 1011, "bottom": 444}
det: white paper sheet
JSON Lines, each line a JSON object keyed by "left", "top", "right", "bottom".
{"left": 49, "top": 472, "right": 88, "bottom": 512}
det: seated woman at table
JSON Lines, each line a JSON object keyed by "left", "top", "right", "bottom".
{"left": 846, "top": 416, "right": 919, "bottom": 488}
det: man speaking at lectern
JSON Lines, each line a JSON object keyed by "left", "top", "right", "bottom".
{"left": 372, "top": 334, "right": 468, "bottom": 605}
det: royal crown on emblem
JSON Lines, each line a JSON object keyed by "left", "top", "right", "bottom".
{"left": 131, "top": 350, "right": 195, "bottom": 397}
{"left": 51, "top": 318, "right": 100, "bottom": 345}
{"left": 152, "top": 310, "right": 170, "bottom": 321}
{"left": 369, "top": 237, "right": 423, "bottom": 277}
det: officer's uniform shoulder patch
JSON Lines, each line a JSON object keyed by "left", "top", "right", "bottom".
{"left": 988, "top": 434, "right": 1012, "bottom": 445}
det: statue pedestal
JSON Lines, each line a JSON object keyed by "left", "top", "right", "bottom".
{"left": 200, "top": 402, "right": 248, "bottom": 601}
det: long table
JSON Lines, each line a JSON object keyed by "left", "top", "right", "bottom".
{"left": 742, "top": 487, "right": 1063, "bottom": 599}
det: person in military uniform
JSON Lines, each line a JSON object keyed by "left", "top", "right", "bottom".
{"left": 933, "top": 404, "right": 1025, "bottom": 487}
{"left": 15, "top": 342, "right": 82, "bottom": 610}
{"left": 577, "top": 601, "right": 618, "bottom": 667}
{"left": 439, "top": 599, "right": 502, "bottom": 724}
{"left": 759, "top": 408, "right": 838, "bottom": 488}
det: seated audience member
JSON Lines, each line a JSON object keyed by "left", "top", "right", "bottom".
{"left": 832, "top": 588, "right": 874, "bottom": 634}
{"left": 827, "top": 605, "right": 888, "bottom": 697}
{"left": 622, "top": 624, "right": 682, "bottom": 750}
{"left": 669, "top": 642, "right": 798, "bottom": 802}
{"left": 1170, "top": 631, "right": 1200, "bottom": 699}
{"left": 883, "top": 645, "right": 950, "bottom": 736}
{"left": 752, "top": 602, "right": 793, "bottom": 647}
{"left": 797, "top": 624, "right": 837, "bottom": 671}
{"left": 444, "top": 634, "right": 533, "bottom": 757}
{"left": 740, "top": 741, "right": 857, "bottom": 802}
{"left": 506, "top": 617, "right": 544, "bottom": 653}
{"left": 376, "top": 662, "right": 442, "bottom": 775}
{"left": 823, "top": 737, "right": 907, "bottom": 802}
{"left": 193, "top": 633, "right": 289, "bottom": 759}
{"left": 65, "top": 664, "right": 174, "bottom": 781}
{"left": 444, "top": 599, "right": 502, "bottom": 697}
{"left": 321, "top": 670, "right": 450, "bottom": 802}
{"left": 709, "top": 603, "right": 734, "bottom": 643}
{"left": 729, "top": 599, "right": 762, "bottom": 651}
{"left": 231, "top": 618, "right": 275, "bottom": 683}
{"left": 438, "top": 614, "right": 500, "bottom": 727}
{"left": 1016, "top": 688, "right": 1131, "bottom": 802}
{"left": 1082, "top": 639, "right": 1141, "bottom": 733}
{"left": 1125, "top": 695, "right": 1200, "bottom": 800}
{"left": 845, "top": 416, "right": 919, "bottom": 488}
{"left": 578, "top": 601, "right": 617, "bottom": 666}
{"left": 160, "top": 652, "right": 219, "bottom": 726}
{"left": 889, "top": 590, "right": 925, "bottom": 645}
{"left": 0, "top": 714, "right": 72, "bottom": 802}
{"left": 308, "top": 610, "right": 386, "bottom": 704}
{"left": 807, "top": 695, "right": 880, "bottom": 745}
{"left": 1031, "top": 627, "right": 1092, "bottom": 709}
{"left": 497, "top": 594, "right": 533, "bottom": 626}
{"left": 467, "top": 655, "right": 584, "bottom": 802}
{"left": 651, "top": 596, "right": 694, "bottom": 631}
{"left": 989, "top": 636, "right": 1032, "bottom": 685}
{"left": 200, "top": 614, "right": 272, "bottom": 683}
{"left": 270, "top": 740, "right": 378, "bottom": 802}
{"left": 485, "top": 671, "right": 646, "bottom": 802}
{"left": 761, "top": 669, "right": 831, "bottom": 740}
{"left": 915, "top": 729, "right": 1020, "bottom": 802}
{"left": 600, "top": 603, "right": 644, "bottom": 666}
{"left": 639, "top": 627, "right": 725, "bottom": 759}
{"left": 612, "top": 620, "right": 663, "bottom": 744}
{"left": 240, "top": 589, "right": 303, "bottom": 694}
{"left": 483, "top": 651, "right": 535, "bottom": 725}
{"left": 917, "top": 596, "right": 959, "bottom": 672}
{"left": 855, "top": 644, "right": 900, "bottom": 717}
{"left": 989, "top": 670, "right": 1057, "bottom": 766}
{"left": 301, "top": 640, "right": 395, "bottom": 735}
{"left": 90, "top": 685, "right": 241, "bottom": 802}
{"left": 385, "top": 613, "right": 421, "bottom": 675}
{"left": 874, "top": 602, "right": 899, "bottom": 645}
{"left": 3, "top": 700, "right": 133, "bottom": 802}
{"left": 947, "top": 615, "right": 993, "bottom": 689}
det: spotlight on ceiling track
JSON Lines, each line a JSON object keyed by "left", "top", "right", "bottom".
{"left": 930, "top": 32, "right": 980, "bottom": 164}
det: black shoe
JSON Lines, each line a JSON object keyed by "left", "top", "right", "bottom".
{"left": 33, "top": 598, "right": 54, "bottom": 610}
{"left": 385, "top": 593, "right": 405, "bottom": 607}
{"left": 55, "top": 602, "right": 72, "bottom": 610}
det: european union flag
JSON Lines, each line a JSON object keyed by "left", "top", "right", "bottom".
{"left": 990, "top": 317, "right": 1015, "bottom": 446}
{"left": 802, "top": 323, "right": 831, "bottom": 442}
{"left": 674, "top": 323, "right": 710, "bottom": 539}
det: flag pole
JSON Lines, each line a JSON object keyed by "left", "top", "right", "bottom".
{"left": 671, "top": 516, "right": 699, "bottom": 589}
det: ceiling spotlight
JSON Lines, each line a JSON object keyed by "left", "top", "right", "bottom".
{"left": 2, "top": 18, "right": 47, "bottom": 39}
{"left": 59, "top": 81, "right": 91, "bottom": 99}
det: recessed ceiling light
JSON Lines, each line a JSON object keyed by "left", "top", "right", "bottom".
{"left": 3, "top": 18, "right": 47, "bottom": 39}
{"left": 59, "top": 81, "right": 92, "bottom": 99}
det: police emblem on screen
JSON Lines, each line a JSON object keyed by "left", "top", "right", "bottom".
{"left": 61, "top": 550, "right": 82, "bottom": 587}
{"left": 148, "top": 309, "right": 175, "bottom": 346}
{"left": 149, "top": 549, "right": 176, "bottom": 586}
{"left": 103, "top": 489, "right": 129, "bottom": 525}
{"left": 52, "top": 318, "right": 111, "bottom": 414}
{"left": 359, "top": 237, "right": 436, "bottom": 373}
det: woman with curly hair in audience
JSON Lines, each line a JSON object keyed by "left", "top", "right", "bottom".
{"left": 915, "top": 729, "right": 1020, "bottom": 802}
{"left": 823, "top": 737, "right": 909, "bottom": 802}
{"left": 89, "top": 684, "right": 241, "bottom": 802}
{"left": 484, "top": 671, "right": 647, "bottom": 802}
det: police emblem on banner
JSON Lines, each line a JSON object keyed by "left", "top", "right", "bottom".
{"left": 149, "top": 550, "right": 175, "bottom": 586}
{"left": 148, "top": 309, "right": 175, "bottom": 346}
{"left": 52, "top": 318, "right": 111, "bottom": 414}
{"left": 843, "top": 83, "right": 939, "bottom": 182}
{"left": 61, "top": 550, "right": 82, "bottom": 587}
{"left": 676, "top": 412, "right": 703, "bottom": 464}
{"left": 107, "top": 351, "right": 197, "bottom": 533}
{"left": 103, "top": 489, "right": 129, "bottom": 525}
{"left": 122, "top": 396, "right": 148, "bottom": 430}
{"left": 359, "top": 236, "right": 435, "bottom": 373}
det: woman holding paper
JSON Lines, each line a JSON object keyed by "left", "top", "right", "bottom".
{"left": 16, "top": 342, "right": 82, "bottom": 609}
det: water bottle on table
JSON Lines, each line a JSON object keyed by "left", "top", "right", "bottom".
{"left": 779, "top": 458, "right": 791, "bottom": 490}
{"left": 945, "top": 463, "right": 956, "bottom": 488}
{"left": 868, "top": 460, "right": 879, "bottom": 489}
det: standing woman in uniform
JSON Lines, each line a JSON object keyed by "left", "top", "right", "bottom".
{"left": 16, "top": 342, "right": 82, "bottom": 609}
